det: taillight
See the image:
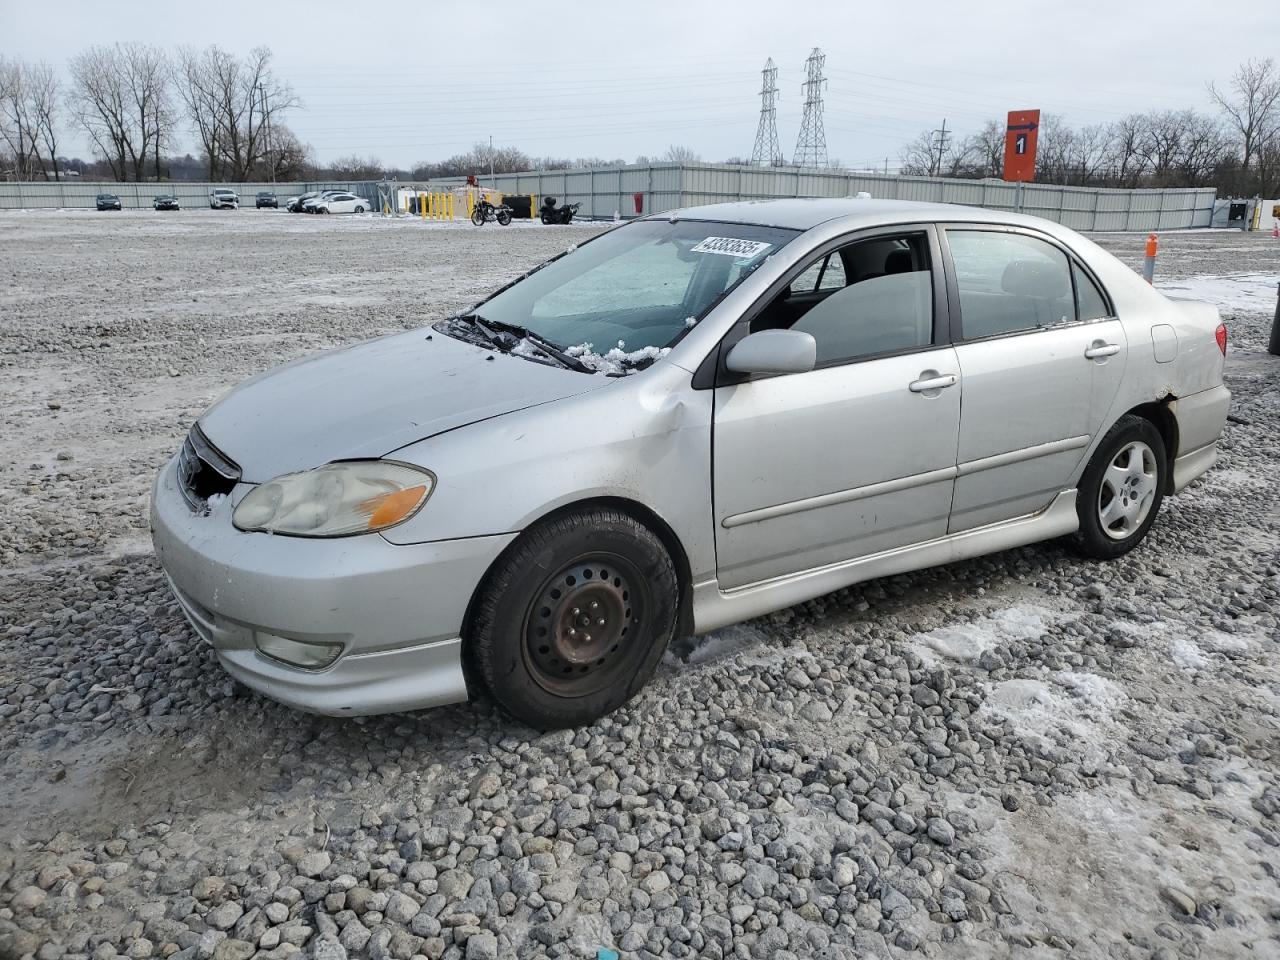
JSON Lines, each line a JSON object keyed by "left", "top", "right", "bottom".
{"left": 1215, "top": 322, "right": 1228, "bottom": 356}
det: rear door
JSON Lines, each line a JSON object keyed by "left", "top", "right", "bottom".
{"left": 942, "top": 227, "right": 1126, "bottom": 532}
{"left": 712, "top": 226, "right": 962, "bottom": 588}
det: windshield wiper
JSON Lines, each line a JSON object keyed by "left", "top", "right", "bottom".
{"left": 474, "top": 316, "right": 595, "bottom": 374}
{"left": 448, "top": 313, "right": 511, "bottom": 352}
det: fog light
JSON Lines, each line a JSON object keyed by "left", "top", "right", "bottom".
{"left": 254, "top": 632, "right": 343, "bottom": 669}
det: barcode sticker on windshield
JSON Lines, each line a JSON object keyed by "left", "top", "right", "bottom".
{"left": 690, "top": 237, "right": 773, "bottom": 258}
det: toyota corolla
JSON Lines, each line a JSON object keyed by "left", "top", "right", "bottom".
{"left": 151, "top": 199, "right": 1230, "bottom": 729}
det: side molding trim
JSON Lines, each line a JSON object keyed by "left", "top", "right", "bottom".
{"left": 694, "top": 490, "right": 1080, "bottom": 633}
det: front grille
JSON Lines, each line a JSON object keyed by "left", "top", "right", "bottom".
{"left": 177, "top": 424, "right": 241, "bottom": 510}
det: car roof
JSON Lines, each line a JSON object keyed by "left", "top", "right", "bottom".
{"left": 662, "top": 197, "right": 1064, "bottom": 234}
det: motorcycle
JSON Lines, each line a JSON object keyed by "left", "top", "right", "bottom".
{"left": 471, "top": 195, "right": 512, "bottom": 226}
{"left": 540, "top": 197, "right": 580, "bottom": 225}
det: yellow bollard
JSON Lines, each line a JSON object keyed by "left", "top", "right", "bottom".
{"left": 531, "top": 195, "right": 536, "bottom": 221}
{"left": 419, "top": 192, "right": 426, "bottom": 220}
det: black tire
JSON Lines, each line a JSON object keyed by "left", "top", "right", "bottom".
{"left": 354, "top": 205, "right": 365, "bottom": 214}
{"left": 497, "top": 210, "right": 512, "bottom": 226}
{"left": 540, "top": 211, "right": 553, "bottom": 225}
{"left": 471, "top": 207, "right": 486, "bottom": 226}
{"left": 471, "top": 509, "right": 679, "bottom": 729}
{"left": 1072, "top": 414, "right": 1166, "bottom": 559}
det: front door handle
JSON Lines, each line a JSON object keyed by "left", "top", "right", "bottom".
{"left": 1084, "top": 341, "right": 1120, "bottom": 360}
{"left": 909, "top": 373, "right": 958, "bottom": 393}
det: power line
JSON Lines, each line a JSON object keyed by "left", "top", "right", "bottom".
{"left": 793, "top": 48, "right": 829, "bottom": 169}
{"left": 750, "top": 58, "right": 783, "bottom": 166}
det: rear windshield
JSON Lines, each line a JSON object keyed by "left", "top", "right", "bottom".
{"left": 470, "top": 219, "right": 798, "bottom": 356}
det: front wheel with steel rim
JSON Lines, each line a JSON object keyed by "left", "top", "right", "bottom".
{"left": 470, "top": 508, "right": 679, "bottom": 729}
{"left": 1073, "top": 414, "right": 1167, "bottom": 559}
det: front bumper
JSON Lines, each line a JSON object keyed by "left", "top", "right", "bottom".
{"left": 150, "top": 455, "right": 516, "bottom": 716}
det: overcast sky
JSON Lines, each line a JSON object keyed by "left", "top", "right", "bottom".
{"left": 5, "top": 0, "right": 1276, "bottom": 170}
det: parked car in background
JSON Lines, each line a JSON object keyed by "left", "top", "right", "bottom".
{"left": 151, "top": 198, "right": 1230, "bottom": 730}
{"left": 153, "top": 195, "right": 180, "bottom": 211}
{"left": 311, "top": 192, "right": 368, "bottom": 214}
{"left": 286, "top": 192, "right": 324, "bottom": 212}
{"left": 300, "top": 191, "right": 348, "bottom": 213}
{"left": 95, "top": 194, "right": 122, "bottom": 211}
{"left": 255, "top": 191, "right": 278, "bottom": 209}
{"left": 209, "top": 189, "right": 239, "bottom": 209}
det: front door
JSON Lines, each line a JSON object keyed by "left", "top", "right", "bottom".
{"left": 943, "top": 227, "right": 1127, "bottom": 532}
{"left": 712, "top": 228, "right": 962, "bottom": 589}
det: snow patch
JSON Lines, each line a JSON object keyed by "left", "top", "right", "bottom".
{"left": 910, "top": 604, "right": 1062, "bottom": 666}
{"left": 684, "top": 623, "right": 770, "bottom": 665}
{"left": 980, "top": 670, "right": 1126, "bottom": 770}
{"left": 1199, "top": 630, "right": 1255, "bottom": 654}
{"left": 565, "top": 341, "right": 671, "bottom": 376}
{"left": 1156, "top": 273, "right": 1278, "bottom": 314}
{"left": 1170, "top": 635, "right": 1210, "bottom": 670}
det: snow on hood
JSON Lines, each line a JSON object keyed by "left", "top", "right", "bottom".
{"left": 198, "top": 328, "right": 609, "bottom": 483}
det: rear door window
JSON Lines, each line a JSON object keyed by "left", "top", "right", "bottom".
{"left": 947, "top": 230, "right": 1076, "bottom": 339}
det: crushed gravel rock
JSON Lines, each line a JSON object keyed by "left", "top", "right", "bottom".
{"left": 1, "top": 212, "right": 1278, "bottom": 959}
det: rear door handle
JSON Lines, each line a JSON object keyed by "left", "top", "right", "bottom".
{"left": 1084, "top": 342, "right": 1120, "bottom": 359}
{"left": 909, "top": 373, "right": 958, "bottom": 393}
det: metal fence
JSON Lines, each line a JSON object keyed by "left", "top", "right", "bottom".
{"left": 432, "top": 163, "right": 1216, "bottom": 231}
{"left": 1, "top": 165, "right": 1216, "bottom": 231}
{"left": 0, "top": 179, "right": 379, "bottom": 209}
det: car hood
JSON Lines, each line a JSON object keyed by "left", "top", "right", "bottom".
{"left": 198, "top": 328, "right": 609, "bottom": 482}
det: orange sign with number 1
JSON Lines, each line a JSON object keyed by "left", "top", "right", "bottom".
{"left": 1003, "top": 110, "right": 1040, "bottom": 182}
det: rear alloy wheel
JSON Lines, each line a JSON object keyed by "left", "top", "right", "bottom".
{"left": 471, "top": 508, "right": 678, "bottom": 729}
{"left": 1072, "top": 414, "right": 1166, "bottom": 559}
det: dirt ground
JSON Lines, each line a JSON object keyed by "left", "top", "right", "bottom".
{"left": 1, "top": 210, "right": 1277, "bottom": 960}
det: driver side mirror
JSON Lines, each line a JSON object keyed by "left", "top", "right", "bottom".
{"left": 725, "top": 329, "right": 817, "bottom": 376}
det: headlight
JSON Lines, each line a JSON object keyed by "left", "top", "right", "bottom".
{"left": 233, "top": 461, "right": 434, "bottom": 537}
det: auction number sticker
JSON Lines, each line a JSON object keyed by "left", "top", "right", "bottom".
{"left": 690, "top": 237, "right": 773, "bottom": 258}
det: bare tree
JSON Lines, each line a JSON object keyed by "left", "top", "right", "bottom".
{"left": 1178, "top": 112, "right": 1228, "bottom": 185}
{"left": 327, "top": 154, "right": 385, "bottom": 180}
{"left": 1107, "top": 114, "right": 1151, "bottom": 188}
{"left": 898, "top": 129, "right": 941, "bottom": 176}
{"left": 1209, "top": 57, "right": 1280, "bottom": 177}
{"left": 964, "top": 120, "right": 1005, "bottom": 179}
{"left": 67, "top": 43, "right": 171, "bottom": 181}
{"left": 175, "top": 45, "right": 298, "bottom": 181}
{"left": 1135, "top": 110, "right": 1194, "bottom": 185}
{"left": 265, "top": 125, "right": 312, "bottom": 180}
{"left": 67, "top": 46, "right": 129, "bottom": 179}
{"left": 26, "top": 61, "right": 62, "bottom": 180}
{"left": 0, "top": 57, "right": 62, "bottom": 179}
{"left": 122, "top": 44, "right": 174, "bottom": 181}
{"left": 663, "top": 144, "right": 701, "bottom": 163}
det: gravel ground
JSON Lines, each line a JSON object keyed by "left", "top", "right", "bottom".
{"left": 1, "top": 211, "right": 1277, "bottom": 960}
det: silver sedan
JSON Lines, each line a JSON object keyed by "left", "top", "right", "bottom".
{"left": 151, "top": 198, "right": 1231, "bottom": 728}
